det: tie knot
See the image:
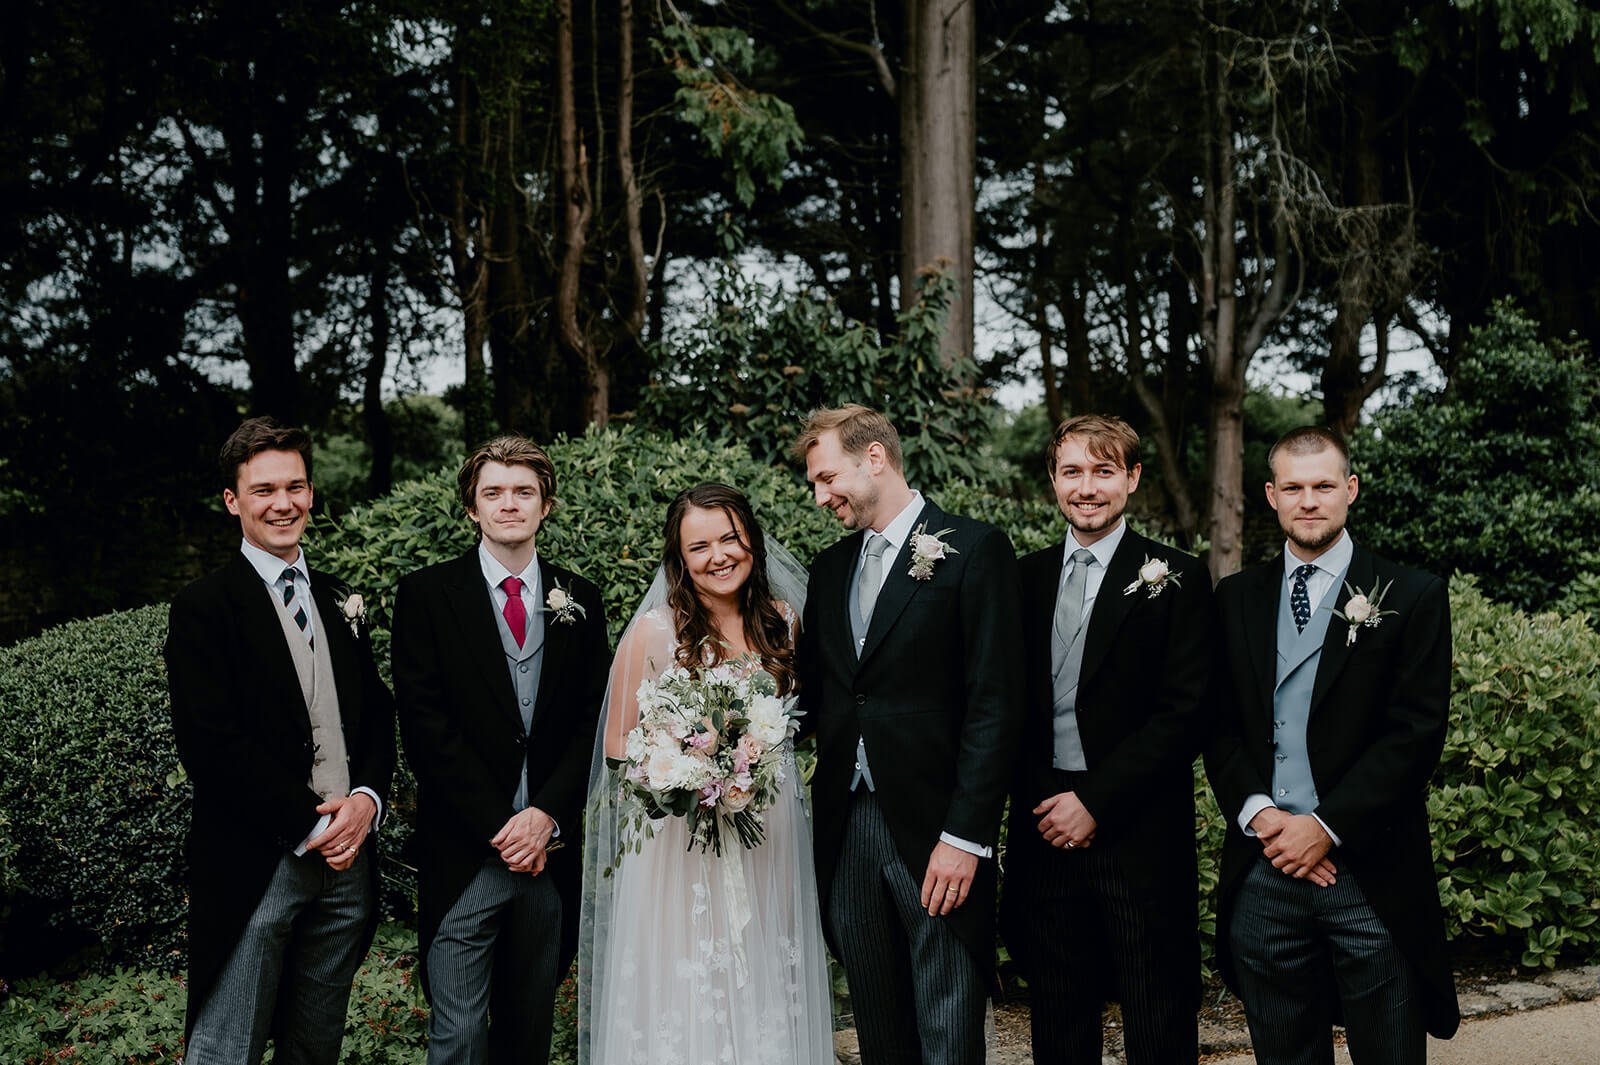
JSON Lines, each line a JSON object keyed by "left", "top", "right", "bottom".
{"left": 1071, "top": 548, "right": 1096, "bottom": 568}
{"left": 502, "top": 576, "right": 523, "bottom": 599}
{"left": 1294, "top": 563, "right": 1318, "bottom": 583}
{"left": 864, "top": 534, "right": 888, "bottom": 560}
{"left": 280, "top": 566, "right": 297, "bottom": 585}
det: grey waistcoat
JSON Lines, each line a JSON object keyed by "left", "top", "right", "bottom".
{"left": 847, "top": 546, "right": 877, "bottom": 791}
{"left": 1270, "top": 568, "right": 1345, "bottom": 815}
{"left": 275, "top": 586, "right": 351, "bottom": 802}
{"left": 1049, "top": 574, "right": 1094, "bottom": 772}
{"left": 491, "top": 585, "right": 546, "bottom": 812}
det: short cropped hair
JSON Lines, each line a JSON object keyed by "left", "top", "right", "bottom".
{"left": 219, "top": 417, "right": 313, "bottom": 490}
{"left": 1267, "top": 426, "right": 1351, "bottom": 479}
{"left": 790, "top": 404, "right": 904, "bottom": 472}
{"left": 1045, "top": 414, "right": 1140, "bottom": 475}
{"left": 457, "top": 435, "right": 558, "bottom": 512}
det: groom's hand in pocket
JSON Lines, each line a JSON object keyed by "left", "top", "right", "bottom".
{"left": 493, "top": 807, "right": 557, "bottom": 875}
{"left": 920, "top": 842, "right": 977, "bottom": 917}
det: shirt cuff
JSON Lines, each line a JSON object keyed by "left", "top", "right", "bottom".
{"left": 294, "top": 813, "right": 333, "bottom": 857}
{"left": 351, "top": 786, "right": 384, "bottom": 832}
{"left": 1310, "top": 811, "right": 1342, "bottom": 848}
{"left": 1238, "top": 794, "right": 1275, "bottom": 836}
{"left": 939, "top": 832, "right": 992, "bottom": 859}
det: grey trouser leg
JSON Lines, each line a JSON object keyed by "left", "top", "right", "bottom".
{"left": 425, "top": 858, "right": 563, "bottom": 1065}
{"left": 187, "top": 850, "right": 373, "bottom": 1065}
{"left": 828, "top": 791, "right": 986, "bottom": 1065}
{"left": 1232, "top": 858, "right": 1424, "bottom": 1065}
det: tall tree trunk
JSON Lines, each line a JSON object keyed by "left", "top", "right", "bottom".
{"left": 1063, "top": 278, "right": 1092, "bottom": 415}
{"left": 448, "top": 70, "right": 491, "bottom": 446}
{"left": 1323, "top": 75, "right": 1385, "bottom": 436}
{"left": 555, "top": 0, "right": 604, "bottom": 426}
{"left": 899, "top": 0, "right": 975, "bottom": 367}
{"left": 363, "top": 248, "right": 393, "bottom": 499}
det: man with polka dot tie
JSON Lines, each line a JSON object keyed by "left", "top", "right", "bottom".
{"left": 1206, "top": 426, "right": 1460, "bottom": 1065}
{"left": 392, "top": 436, "right": 609, "bottom": 1065}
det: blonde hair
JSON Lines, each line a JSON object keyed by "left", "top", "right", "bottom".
{"left": 791, "top": 404, "right": 904, "bottom": 472}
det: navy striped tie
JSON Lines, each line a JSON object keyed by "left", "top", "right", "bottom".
{"left": 281, "top": 567, "right": 312, "bottom": 646}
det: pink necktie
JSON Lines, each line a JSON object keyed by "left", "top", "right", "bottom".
{"left": 502, "top": 576, "right": 527, "bottom": 648}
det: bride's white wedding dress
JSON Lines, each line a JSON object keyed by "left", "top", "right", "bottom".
{"left": 578, "top": 606, "right": 835, "bottom": 1065}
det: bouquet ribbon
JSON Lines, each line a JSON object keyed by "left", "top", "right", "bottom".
{"left": 720, "top": 831, "right": 754, "bottom": 987}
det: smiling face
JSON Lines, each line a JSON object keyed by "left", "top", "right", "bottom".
{"left": 1266, "top": 446, "right": 1358, "bottom": 561}
{"left": 804, "top": 429, "right": 883, "bottom": 531}
{"left": 1050, "top": 434, "right": 1140, "bottom": 546}
{"left": 224, "top": 449, "right": 313, "bottom": 562}
{"left": 467, "top": 460, "right": 551, "bottom": 551}
{"left": 677, "top": 504, "right": 755, "bottom": 606}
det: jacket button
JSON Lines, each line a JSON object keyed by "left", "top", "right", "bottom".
{"left": 855, "top": 694, "right": 866, "bottom": 705}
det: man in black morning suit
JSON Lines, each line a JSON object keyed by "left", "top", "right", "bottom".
{"left": 1205, "top": 427, "right": 1459, "bottom": 1065}
{"left": 391, "top": 435, "right": 608, "bottom": 1065}
{"left": 794, "top": 404, "right": 1025, "bottom": 1065}
{"left": 1000, "top": 415, "right": 1213, "bottom": 1064}
{"left": 166, "top": 417, "right": 395, "bottom": 1064}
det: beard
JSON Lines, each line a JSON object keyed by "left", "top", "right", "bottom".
{"left": 1282, "top": 516, "right": 1344, "bottom": 554}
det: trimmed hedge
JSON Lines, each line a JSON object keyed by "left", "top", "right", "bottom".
{"left": 2, "top": 425, "right": 1597, "bottom": 989}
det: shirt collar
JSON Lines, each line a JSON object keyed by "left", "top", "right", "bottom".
{"left": 1282, "top": 530, "right": 1353, "bottom": 581}
{"left": 1064, "top": 518, "right": 1127, "bottom": 572}
{"left": 478, "top": 541, "right": 540, "bottom": 592}
{"left": 867, "top": 489, "right": 925, "bottom": 554}
{"left": 240, "top": 538, "right": 308, "bottom": 586}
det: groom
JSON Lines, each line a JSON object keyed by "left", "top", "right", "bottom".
{"left": 391, "top": 435, "right": 609, "bottom": 1064}
{"left": 794, "top": 404, "right": 1025, "bottom": 1065}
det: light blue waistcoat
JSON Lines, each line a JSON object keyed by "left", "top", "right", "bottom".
{"left": 1271, "top": 567, "right": 1346, "bottom": 815}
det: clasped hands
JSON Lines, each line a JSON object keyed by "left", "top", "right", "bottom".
{"left": 493, "top": 806, "right": 559, "bottom": 876}
{"left": 306, "top": 792, "right": 377, "bottom": 871}
{"left": 1034, "top": 790, "right": 1096, "bottom": 851}
{"left": 1249, "top": 807, "right": 1338, "bottom": 887}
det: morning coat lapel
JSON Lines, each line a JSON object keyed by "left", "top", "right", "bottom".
{"left": 529, "top": 557, "right": 569, "bottom": 719}
{"left": 1077, "top": 527, "right": 1146, "bottom": 687}
{"left": 855, "top": 498, "right": 936, "bottom": 670}
{"left": 1309, "top": 544, "right": 1373, "bottom": 715}
{"left": 1241, "top": 562, "right": 1281, "bottom": 721}
{"left": 441, "top": 550, "right": 522, "bottom": 730}
{"left": 222, "top": 554, "right": 310, "bottom": 740}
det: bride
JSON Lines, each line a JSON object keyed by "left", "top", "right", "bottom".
{"left": 577, "top": 483, "right": 835, "bottom": 1065}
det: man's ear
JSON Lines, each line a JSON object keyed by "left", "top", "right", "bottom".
{"left": 223, "top": 488, "right": 240, "bottom": 517}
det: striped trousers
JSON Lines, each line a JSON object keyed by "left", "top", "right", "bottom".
{"left": 827, "top": 790, "right": 987, "bottom": 1065}
{"left": 1230, "top": 857, "right": 1424, "bottom": 1065}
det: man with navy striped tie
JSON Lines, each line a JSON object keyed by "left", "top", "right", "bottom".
{"left": 1206, "top": 426, "right": 1459, "bottom": 1064}
{"left": 166, "top": 417, "right": 395, "bottom": 1064}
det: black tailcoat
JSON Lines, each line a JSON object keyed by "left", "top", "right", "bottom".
{"left": 798, "top": 498, "right": 1025, "bottom": 965}
{"left": 1205, "top": 544, "right": 1460, "bottom": 1038}
{"left": 1001, "top": 528, "right": 1214, "bottom": 1001}
{"left": 390, "top": 550, "right": 609, "bottom": 986}
{"left": 165, "top": 554, "right": 396, "bottom": 1035}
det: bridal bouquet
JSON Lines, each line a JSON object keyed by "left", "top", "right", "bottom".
{"left": 607, "top": 658, "right": 799, "bottom": 866}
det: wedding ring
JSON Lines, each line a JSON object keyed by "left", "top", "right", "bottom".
{"left": 1066, "top": 840, "right": 1077, "bottom": 848}
{"left": 945, "top": 887, "right": 958, "bottom": 896}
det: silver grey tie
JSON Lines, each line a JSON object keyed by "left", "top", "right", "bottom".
{"left": 1051, "top": 549, "right": 1096, "bottom": 675}
{"left": 856, "top": 533, "right": 889, "bottom": 629}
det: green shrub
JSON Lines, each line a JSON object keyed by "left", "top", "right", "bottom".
{"left": 1430, "top": 575, "right": 1600, "bottom": 967}
{"left": 0, "top": 922, "right": 446, "bottom": 1065}
{"left": 1356, "top": 301, "right": 1600, "bottom": 611}
{"left": 0, "top": 603, "right": 187, "bottom": 971}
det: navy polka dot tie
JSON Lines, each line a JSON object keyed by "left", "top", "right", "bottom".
{"left": 1291, "top": 563, "right": 1318, "bottom": 632}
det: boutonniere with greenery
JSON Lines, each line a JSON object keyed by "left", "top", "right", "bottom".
{"left": 1122, "top": 556, "right": 1182, "bottom": 599}
{"left": 906, "top": 523, "right": 959, "bottom": 580}
{"left": 545, "top": 578, "right": 587, "bottom": 625}
{"left": 337, "top": 591, "right": 367, "bottom": 638}
{"left": 1331, "top": 579, "right": 1397, "bottom": 646}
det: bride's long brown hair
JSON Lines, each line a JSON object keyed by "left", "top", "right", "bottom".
{"left": 661, "top": 483, "right": 798, "bottom": 696}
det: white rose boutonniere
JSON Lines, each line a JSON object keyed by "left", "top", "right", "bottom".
{"left": 906, "top": 523, "right": 959, "bottom": 580}
{"left": 1122, "top": 556, "right": 1182, "bottom": 599}
{"left": 1331, "top": 578, "right": 1396, "bottom": 646}
{"left": 338, "top": 591, "right": 366, "bottom": 638}
{"left": 545, "top": 578, "right": 587, "bottom": 625}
